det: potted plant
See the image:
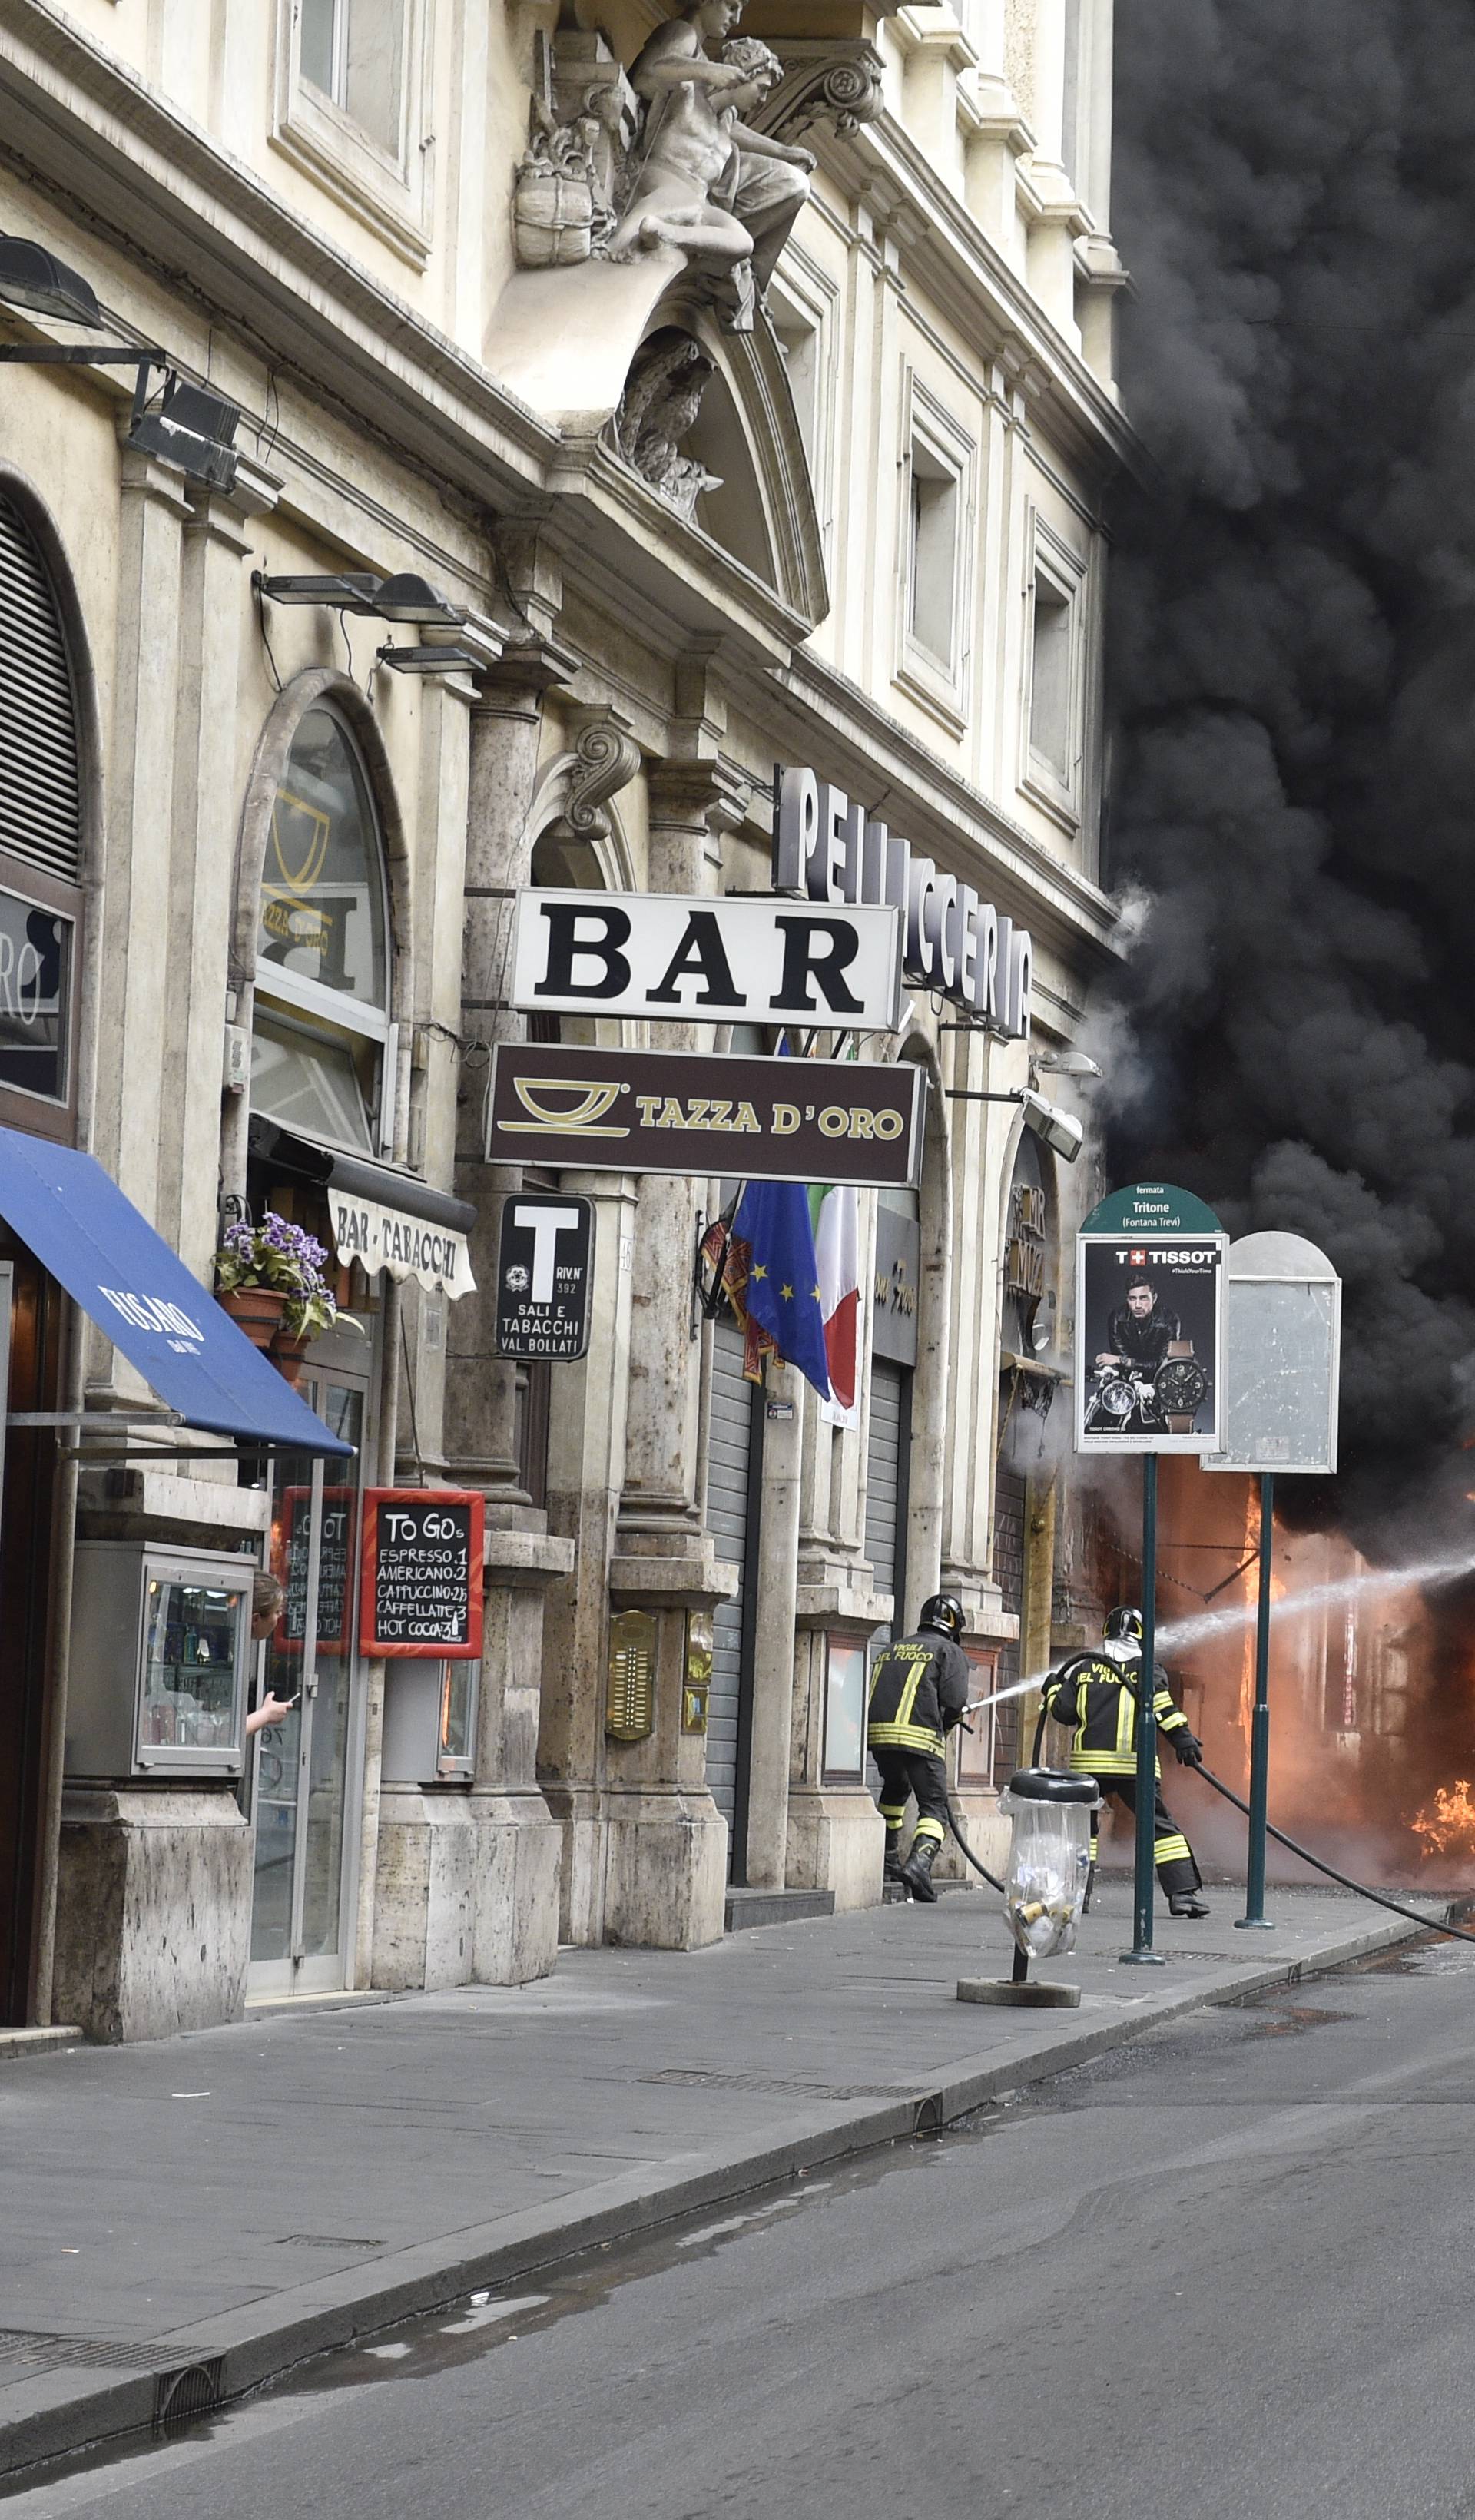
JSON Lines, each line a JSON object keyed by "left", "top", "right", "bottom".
{"left": 214, "top": 1215, "right": 344, "bottom": 1383}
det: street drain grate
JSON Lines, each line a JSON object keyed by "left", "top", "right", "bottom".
{"left": 0, "top": 2329, "right": 173, "bottom": 2373}
{"left": 275, "top": 2233, "right": 386, "bottom": 2250}
{"left": 643, "top": 2069, "right": 911, "bottom": 2101}
{"left": 154, "top": 2357, "right": 224, "bottom": 2430}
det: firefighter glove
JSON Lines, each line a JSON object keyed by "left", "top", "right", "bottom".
{"left": 1172, "top": 1729, "right": 1203, "bottom": 1768}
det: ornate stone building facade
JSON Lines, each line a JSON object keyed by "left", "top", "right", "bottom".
{"left": 0, "top": 0, "right": 1126, "bottom": 2032}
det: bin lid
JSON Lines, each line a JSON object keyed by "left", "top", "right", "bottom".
{"left": 1006, "top": 1767, "right": 1100, "bottom": 1806}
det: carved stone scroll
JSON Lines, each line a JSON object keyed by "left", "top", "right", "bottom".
{"left": 751, "top": 41, "right": 886, "bottom": 143}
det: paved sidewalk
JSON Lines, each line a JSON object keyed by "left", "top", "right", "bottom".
{"left": 0, "top": 1879, "right": 1444, "bottom": 2476}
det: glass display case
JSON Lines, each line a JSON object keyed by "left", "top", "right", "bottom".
{"left": 380, "top": 1657, "right": 481, "bottom": 1785}
{"left": 66, "top": 1543, "right": 253, "bottom": 1779}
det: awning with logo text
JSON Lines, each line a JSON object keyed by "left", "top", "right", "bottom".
{"left": 0, "top": 1127, "right": 353, "bottom": 1454}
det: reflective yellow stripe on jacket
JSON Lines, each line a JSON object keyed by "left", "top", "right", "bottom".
{"left": 867, "top": 1642, "right": 946, "bottom": 1759}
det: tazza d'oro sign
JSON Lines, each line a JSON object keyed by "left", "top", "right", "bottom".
{"left": 510, "top": 888, "right": 903, "bottom": 1036}
{"left": 485, "top": 1045, "right": 926, "bottom": 1191}
{"left": 360, "top": 1489, "right": 485, "bottom": 1660}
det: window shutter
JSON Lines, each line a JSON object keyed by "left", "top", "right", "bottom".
{"left": 0, "top": 494, "right": 81, "bottom": 884}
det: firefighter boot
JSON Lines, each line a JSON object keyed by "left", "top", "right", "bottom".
{"left": 1168, "top": 1890, "right": 1210, "bottom": 1918}
{"left": 883, "top": 1836, "right": 906, "bottom": 1883}
{"left": 900, "top": 1835, "right": 941, "bottom": 1904}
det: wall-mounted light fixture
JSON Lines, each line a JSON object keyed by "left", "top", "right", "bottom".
{"left": 252, "top": 572, "right": 383, "bottom": 612}
{"left": 127, "top": 373, "right": 240, "bottom": 493}
{"left": 942, "top": 1081, "right": 1085, "bottom": 1163}
{"left": 376, "top": 639, "right": 486, "bottom": 678}
{"left": 0, "top": 236, "right": 239, "bottom": 492}
{"left": 254, "top": 569, "right": 466, "bottom": 626}
{"left": 373, "top": 572, "right": 465, "bottom": 626}
{"left": 0, "top": 236, "right": 102, "bottom": 327}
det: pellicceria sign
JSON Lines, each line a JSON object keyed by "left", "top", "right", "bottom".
{"left": 486, "top": 1046, "right": 926, "bottom": 1189}
{"left": 510, "top": 889, "right": 903, "bottom": 1034}
{"left": 774, "top": 765, "right": 1033, "bottom": 1038}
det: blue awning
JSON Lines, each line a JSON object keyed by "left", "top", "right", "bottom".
{"left": 0, "top": 1128, "right": 353, "bottom": 1455}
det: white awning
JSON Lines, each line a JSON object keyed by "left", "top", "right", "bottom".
{"left": 330, "top": 1189, "right": 476, "bottom": 1298}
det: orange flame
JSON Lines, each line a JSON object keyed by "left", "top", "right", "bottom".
{"left": 1412, "top": 1780, "right": 1475, "bottom": 1857}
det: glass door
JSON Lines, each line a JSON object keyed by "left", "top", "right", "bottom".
{"left": 249, "top": 1342, "right": 373, "bottom": 1996}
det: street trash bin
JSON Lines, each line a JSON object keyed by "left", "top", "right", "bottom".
{"left": 956, "top": 1768, "right": 1100, "bottom": 2009}
{"left": 1000, "top": 1768, "right": 1101, "bottom": 1961}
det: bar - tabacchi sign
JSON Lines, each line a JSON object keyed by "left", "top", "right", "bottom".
{"left": 486, "top": 1046, "right": 926, "bottom": 1190}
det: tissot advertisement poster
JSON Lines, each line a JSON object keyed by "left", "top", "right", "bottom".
{"left": 1076, "top": 1234, "right": 1226, "bottom": 1454}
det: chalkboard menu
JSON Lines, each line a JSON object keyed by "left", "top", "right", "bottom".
{"left": 360, "top": 1490, "right": 485, "bottom": 1660}
{"left": 277, "top": 1486, "right": 357, "bottom": 1656}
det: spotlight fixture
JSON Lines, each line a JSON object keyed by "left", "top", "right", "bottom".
{"left": 128, "top": 373, "right": 240, "bottom": 492}
{"left": 0, "top": 236, "right": 102, "bottom": 326}
{"left": 1034, "top": 1049, "right": 1102, "bottom": 1080}
{"left": 1019, "top": 1087, "right": 1084, "bottom": 1164}
{"left": 253, "top": 572, "right": 384, "bottom": 612}
{"left": 376, "top": 639, "right": 486, "bottom": 677}
{"left": 372, "top": 571, "right": 466, "bottom": 626}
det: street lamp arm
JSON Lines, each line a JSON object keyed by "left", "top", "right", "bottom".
{"left": 0, "top": 344, "right": 166, "bottom": 364}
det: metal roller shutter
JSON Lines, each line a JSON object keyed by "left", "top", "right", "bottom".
{"left": 866, "top": 1358, "right": 910, "bottom": 1636}
{"left": 707, "top": 1318, "right": 757, "bottom": 1855}
{"left": 0, "top": 497, "right": 81, "bottom": 884}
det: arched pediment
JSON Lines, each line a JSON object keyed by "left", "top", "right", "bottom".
{"left": 611, "top": 294, "right": 828, "bottom": 624}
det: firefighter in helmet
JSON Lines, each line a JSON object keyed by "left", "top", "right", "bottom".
{"left": 867, "top": 1593, "right": 970, "bottom": 1904}
{"left": 1042, "top": 1606, "right": 1209, "bottom": 1918}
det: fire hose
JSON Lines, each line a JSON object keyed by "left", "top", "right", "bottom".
{"left": 1022, "top": 1699, "right": 1475, "bottom": 1943}
{"left": 1188, "top": 1760, "right": 1475, "bottom": 1947}
{"left": 943, "top": 1790, "right": 1006, "bottom": 1895}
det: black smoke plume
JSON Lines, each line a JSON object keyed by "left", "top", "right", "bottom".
{"left": 1107, "top": 0, "right": 1475, "bottom": 1549}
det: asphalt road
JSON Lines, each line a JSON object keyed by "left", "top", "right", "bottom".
{"left": 9, "top": 1937, "right": 1475, "bottom": 2520}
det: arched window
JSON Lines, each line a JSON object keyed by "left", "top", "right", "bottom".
{"left": 0, "top": 490, "right": 85, "bottom": 1139}
{"left": 250, "top": 705, "right": 393, "bottom": 1155}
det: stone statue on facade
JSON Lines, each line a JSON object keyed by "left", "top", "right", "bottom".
{"left": 612, "top": 330, "right": 722, "bottom": 516}
{"left": 512, "top": 0, "right": 814, "bottom": 334}
{"left": 609, "top": 3, "right": 815, "bottom": 331}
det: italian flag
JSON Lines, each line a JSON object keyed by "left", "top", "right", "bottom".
{"left": 808, "top": 1180, "right": 860, "bottom": 1427}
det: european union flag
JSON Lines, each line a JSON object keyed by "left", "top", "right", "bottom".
{"left": 731, "top": 1175, "right": 833, "bottom": 1402}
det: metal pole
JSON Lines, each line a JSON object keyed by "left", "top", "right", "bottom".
{"left": 1236, "top": 1471, "right": 1277, "bottom": 1930}
{"left": 1121, "top": 1453, "right": 1165, "bottom": 1965}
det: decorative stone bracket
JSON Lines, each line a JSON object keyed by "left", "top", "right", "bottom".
{"left": 751, "top": 39, "right": 886, "bottom": 142}
{"left": 541, "top": 705, "right": 642, "bottom": 846}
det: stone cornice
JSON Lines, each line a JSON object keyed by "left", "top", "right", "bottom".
{"left": 820, "top": 111, "right": 1141, "bottom": 486}
{"left": 0, "top": 0, "right": 558, "bottom": 496}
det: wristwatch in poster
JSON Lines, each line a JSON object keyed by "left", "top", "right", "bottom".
{"left": 1157, "top": 1339, "right": 1208, "bottom": 1434}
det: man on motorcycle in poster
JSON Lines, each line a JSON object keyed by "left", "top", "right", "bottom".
{"left": 1095, "top": 1274, "right": 1180, "bottom": 1374}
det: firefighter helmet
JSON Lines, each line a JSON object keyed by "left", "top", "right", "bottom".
{"left": 919, "top": 1592, "right": 965, "bottom": 1640}
{"left": 1104, "top": 1605, "right": 1145, "bottom": 1644}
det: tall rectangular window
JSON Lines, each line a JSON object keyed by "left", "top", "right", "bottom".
{"left": 1029, "top": 577, "right": 1075, "bottom": 782}
{"left": 908, "top": 449, "right": 960, "bottom": 669}
{"left": 300, "top": 0, "right": 404, "bottom": 156}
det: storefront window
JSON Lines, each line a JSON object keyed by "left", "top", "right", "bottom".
{"left": 957, "top": 1648, "right": 999, "bottom": 1783}
{"left": 251, "top": 1003, "right": 378, "bottom": 1153}
{"left": 259, "top": 708, "right": 388, "bottom": 1005}
{"left": 0, "top": 888, "right": 71, "bottom": 1103}
{"left": 252, "top": 703, "right": 393, "bottom": 1157}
